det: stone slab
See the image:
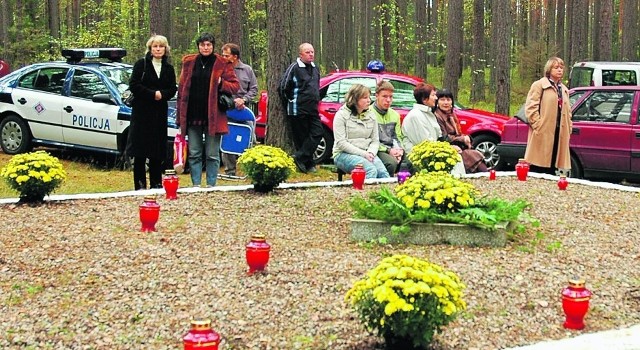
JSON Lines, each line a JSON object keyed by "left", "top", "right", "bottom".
{"left": 349, "top": 218, "right": 508, "bottom": 247}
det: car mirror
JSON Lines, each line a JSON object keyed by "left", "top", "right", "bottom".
{"left": 92, "top": 93, "right": 116, "bottom": 105}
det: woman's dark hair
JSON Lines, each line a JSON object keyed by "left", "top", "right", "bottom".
{"left": 195, "top": 32, "right": 215, "bottom": 47}
{"left": 436, "top": 88, "right": 455, "bottom": 109}
{"left": 413, "top": 82, "right": 436, "bottom": 104}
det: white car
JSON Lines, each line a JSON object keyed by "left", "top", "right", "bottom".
{"left": 0, "top": 48, "right": 178, "bottom": 164}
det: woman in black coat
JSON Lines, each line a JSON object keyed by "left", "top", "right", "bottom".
{"left": 127, "top": 35, "right": 177, "bottom": 190}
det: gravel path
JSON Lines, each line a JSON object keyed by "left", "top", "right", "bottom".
{"left": 1, "top": 177, "right": 639, "bottom": 349}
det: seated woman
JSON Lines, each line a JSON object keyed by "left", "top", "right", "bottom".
{"left": 402, "top": 83, "right": 464, "bottom": 176}
{"left": 434, "top": 89, "right": 487, "bottom": 173}
{"left": 333, "top": 84, "right": 390, "bottom": 179}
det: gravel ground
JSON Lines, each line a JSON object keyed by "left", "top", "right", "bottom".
{"left": 1, "top": 177, "right": 639, "bottom": 349}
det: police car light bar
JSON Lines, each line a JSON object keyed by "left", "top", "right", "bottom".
{"left": 62, "top": 48, "right": 127, "bottom": 63}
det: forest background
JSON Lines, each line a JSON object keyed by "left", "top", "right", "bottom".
{"left": 0, "top": 0, "right": 638, "bottom": 148}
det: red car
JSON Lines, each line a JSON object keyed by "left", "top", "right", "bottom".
{"left": 497, "top": 86, "right": 640, "bottom": 180}
{"left": 256, "top": 66, "right": 510, "bottom": 168}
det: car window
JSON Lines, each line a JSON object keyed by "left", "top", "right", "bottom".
{"left": 569, "top": 67, "right": 594, "bottom": 89}
{"left": 17, "top": 67, "right": 70, "bottom": 94}
{"left": 322, "top": 77, "right": 376, "bottom": 103}
{"left": 569, "top": 91, "right": 586, "bottom": 106}
{"left": 388, "top": 80, "right": 415, "bottom": 109}
{"left": 572, "top": 90, "right": 634, "bottom": 123}
{"left": 98, "top": 66, "right": 132, "bottom": 94}
{"left": 602, "top": 70, "right": 637, "bottom": 86}
{"left": 70, "top": 69, "right": 110, "bottom": 99}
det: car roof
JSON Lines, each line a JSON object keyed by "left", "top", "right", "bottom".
{"left": 572, "top": 61, "right": 640, "bottom": 68}
{"left": 570, "top": 85, "right": 640, "bottom": 93}
{"left": 320, "top": 70, "right": 423, "bottom": 84}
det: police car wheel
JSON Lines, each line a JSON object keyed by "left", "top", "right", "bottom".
{"left": 0, "top": 114, "right": 32, "bottom": 154}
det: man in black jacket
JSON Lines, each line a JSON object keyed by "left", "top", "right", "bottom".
{"left": 280, "top": 43, "right": 322, "bottom": 173}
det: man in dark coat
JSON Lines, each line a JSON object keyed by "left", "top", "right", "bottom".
{"left": 280, "top": 43, "right": 323, "bottom": 173}
{"left": 127, "top": 35, "right": 177, "bottom": 190}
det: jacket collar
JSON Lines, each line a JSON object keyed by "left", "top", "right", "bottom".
{"left": 296, "top": 57, "right": 316, "bottom": 68}
{"left": 413, "top": 103, "right": 434, "bottom": 113}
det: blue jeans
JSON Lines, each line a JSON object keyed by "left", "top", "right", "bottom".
{"left": 187, "top": 125, "right": 221, "bottom": 186}
{"left": 334, "top": 152, "right": 390, "bottom": 179}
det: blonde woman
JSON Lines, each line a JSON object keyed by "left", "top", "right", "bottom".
{"left": 126, "top": 35, "right": 177, "bottom": 190}
{"left": 332, "top": 84, "right": 389, "bottom": 178}
{"left": 524, "top": 56, "right": 572, "bottom": 175}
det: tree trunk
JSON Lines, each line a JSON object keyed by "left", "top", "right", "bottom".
{"left": 47, "top": 0, "right": 60, "bottom": 57}
{"left": 150, "top": 0, "right": 161, "bottom": 35}
{"left": 492, "top": 0, "right": 511, "bottom": 115}
{"left": 596, "top": 0, "right": 612, "bottom": 60}
{"left": 414, "top": 0, "right": 428, "bottom": 78}
{"left": 620, "top": 0, "right": 638, "bottom": 61}
{"left": 226, "top": 0, "right": 245, "bottom": 45}
{"left": 395, "top": 0, "right": 408, "bottom": 73}
{"left": 265, "top": 0, "right": 293, "bottom": 151}
{"left": 381, "top": 1, "right": 394, "bottom": 69}
{"left": 470, "top": 0, "right": 485, "bottom": 103}
{"left": 568, "top": 0, "right": 588, "bottom": 64}
{"left": 555, "top": 0, "right": 565, "bottom": 59}
{"left": 0, "top": 0, "right": 9, "bottom": 50}
{"left": 443, "top": 0, "right": 463, "bottom": 95}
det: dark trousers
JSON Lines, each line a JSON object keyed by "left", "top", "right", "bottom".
{"left": 288, "top": 114, "right": 323, "bottom": 167}
{"left": 133, "top": 157, "right": 163, "bottom": 190}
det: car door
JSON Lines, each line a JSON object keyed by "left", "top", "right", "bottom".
{"left": 61, "top": 68, "right": 121, "bottom": 152}
{"left": 12, "top": 68, "right": 67, "bottom": 142}
{"left": 570, "top": 89, "right": 635, "bottom": 173}
{"left": 319, "top": 76, "right": 377, "bottom": 126}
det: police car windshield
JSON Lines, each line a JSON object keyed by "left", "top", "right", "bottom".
{"left": 97, "top": 66, "right": 132, "bottom": 94}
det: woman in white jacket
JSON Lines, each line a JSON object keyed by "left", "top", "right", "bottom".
{"left": 401, "top": 82, "right": 441, "bottom": 153}
{"left": 402, "top": 82, "right": 465, "bottom": 176}
{"left": 332, "top": 84, "right": 390, "bottom": 178}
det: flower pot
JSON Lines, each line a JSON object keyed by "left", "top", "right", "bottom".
{"left": 253, "top": 183, "right": 276, "bottom": 193}
{"left": 384, "top": 333, "right": 425, "bottom": 350}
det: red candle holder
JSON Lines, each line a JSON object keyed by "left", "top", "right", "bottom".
{"left": 246, "top": 234, "right": 271, "bottom": 274}
{"left": 561, "top": 278, "right": 592, "bottom": 330}
{"left": 139, "top": 195, "right": 160, "bottom": 232}
{"left": 489, "top": 169, "right": 496, "bottom": 180}
{"left": 351, "top": 164, "right": 366, "bottom": 190}
{"left": 163, "top": 169, "right": 179, "bottom": 200}
{"left": 558, "top": 176, "right": 568, "bottom": 190}
{"left": 183, "top": 319, "right": 220, "bottom": 350}
{"left": 515, "top": 158, "right": 529, "bottom": 181}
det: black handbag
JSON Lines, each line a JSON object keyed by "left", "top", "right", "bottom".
{"left": 123, "top": 90, "right": 135, "bottom": 106}
{"left": 218, "top": 92, "right": 234, "bottom": 112}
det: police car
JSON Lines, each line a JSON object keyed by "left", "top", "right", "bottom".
{"left": 0, "top": 48, "right": 178, "bottom": 164}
